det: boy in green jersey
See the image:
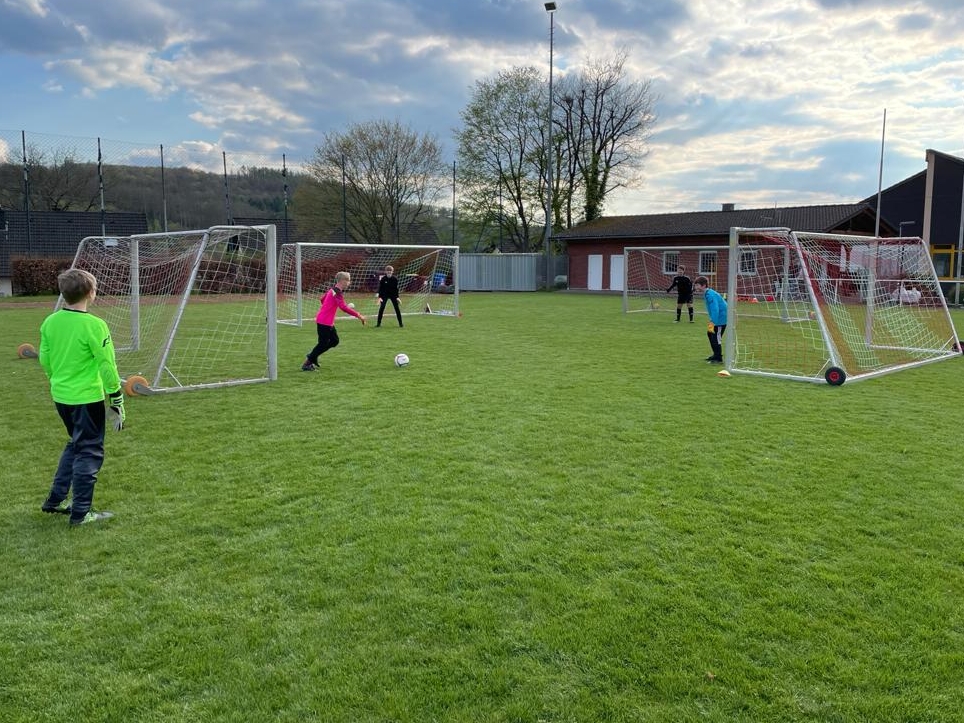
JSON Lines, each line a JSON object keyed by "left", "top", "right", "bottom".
{"left": 38, "top": 269, "right": 126, "bottom": 526}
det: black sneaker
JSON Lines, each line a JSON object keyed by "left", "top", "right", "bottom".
{"left": 707, "top": 358, "right": 723, "bottom": 364}
{"left": 705, "top": 355, "right": 717, "bottom": 361}
{"left": 301, "top": 361, "right": 317, "bottom": 372}
{"left": 41, "top": 499, "right": 71, "bottom": 515}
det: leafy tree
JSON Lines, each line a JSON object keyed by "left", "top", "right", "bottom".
{"left": 455, "top": 66, "right": 547, "bottom": 252}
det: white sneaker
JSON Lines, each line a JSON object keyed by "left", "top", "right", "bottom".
{"left": 70, "top": 510, "right": 115, "bottom": 526}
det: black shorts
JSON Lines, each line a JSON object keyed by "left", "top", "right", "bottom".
{"left": 677, "top": 292, "right": 693, "bottom": 304}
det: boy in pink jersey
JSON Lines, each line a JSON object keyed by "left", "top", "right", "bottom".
{"left": 302, "top": 271, "right": 366, "bottom": 371}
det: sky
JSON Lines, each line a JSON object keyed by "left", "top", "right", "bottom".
{"left": 1, "top": 0, "right": 963, "bottom": 216}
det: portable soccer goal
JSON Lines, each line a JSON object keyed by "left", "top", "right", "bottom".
{"left": 623, "top": 245, "right": 726, "bottom": 313}
{"left": 62, "top": 225, "right": 278, "bottom": 393}
{"left": 277, "top": 243, "right": 459, "bottom": 325}
{"left": 727, "top": 227, "right": 961, "bottom": 385}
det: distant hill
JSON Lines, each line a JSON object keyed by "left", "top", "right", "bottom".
{"left": 0, "top": 161, "right": 309, "bottom": 231}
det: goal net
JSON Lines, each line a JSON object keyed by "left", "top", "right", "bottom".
{"left": 277, "top": 243, "right": 459, "bottom": 325}
{"left": 623, "top": 245, "right": 726, "bottom": 313}
{"left": 727, "top": 227, "right": 960, "bottom": 384}
{"left": 62, "top": 225, "right": 278, "bottom": 393}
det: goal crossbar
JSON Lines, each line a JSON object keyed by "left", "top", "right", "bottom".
{"left": 278, "top": 242, "right": 459, "bottom": 326}
{"left": 726, "top": 227, "right": 961, "bottom": 385}
{"left": 62, "top": 225, "right": 278, "bottom": 393}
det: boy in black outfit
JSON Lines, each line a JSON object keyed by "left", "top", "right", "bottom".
{"left": 667, "top": 265, "right": 694, "bottom": 322}
{"left": 376, "top": 265, "right": 403, "bottom": 328}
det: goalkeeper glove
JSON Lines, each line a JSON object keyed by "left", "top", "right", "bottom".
{"left": 107, "top": 389, "right": 126, "bottom": 431}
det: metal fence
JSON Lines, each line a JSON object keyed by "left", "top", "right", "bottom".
{"left": 0, "top": 130, "right": 575, "bottom": 293}
{"left": 459, "top": 253, "right": 569, "bottom": 291}
{"left": 0, "top": 129, "right": 300, "bottom": 234}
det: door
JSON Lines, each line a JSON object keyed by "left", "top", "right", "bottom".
{"left": 609, "top": 254, "right": 625, "bottom": 291}
{"left": 588, "top": 254, "right": 603, "bottom": 290}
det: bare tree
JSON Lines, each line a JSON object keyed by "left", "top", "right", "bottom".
{"left": 20, "top": 146, "right": 100, "bottom": 211}
{"left": 557, "top": 50, "right": 657, "bottom": 223}
{"left": 455, "top": 53, "right": 657, "bottom": 246}
{"left": 304, "top": 120, "right": 447, "bottom": 244}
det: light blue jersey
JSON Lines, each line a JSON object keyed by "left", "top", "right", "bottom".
{"left": 704, "top": 288, "right": 728, "bottom": 326}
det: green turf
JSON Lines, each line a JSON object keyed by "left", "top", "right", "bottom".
{"left": 2, "top": 293, "right": 963, "bottom": 722}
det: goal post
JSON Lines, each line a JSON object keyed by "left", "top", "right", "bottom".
{"left": 277, "top": 243, "right": 459, "bottom": 326}
{"left": 727, "top": 227, "right": 961, "bottom": 384}
{"left": 63, "top": 225, "right": 278, "bottom": 393}
{"left": 623, "top": 245, "right": 726, "bottom": 313}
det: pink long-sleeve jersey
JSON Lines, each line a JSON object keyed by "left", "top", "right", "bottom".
{"left": 315, "top": 286, "right": 362, "bottom": 326}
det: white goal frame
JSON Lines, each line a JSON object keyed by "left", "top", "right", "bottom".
{"left": 62, "top": 225, "right": 278, "bottom": 393}
{"left": 726, "top": 227, "right": 961, "bottom": 385}
{"left": 623, "top": 245, "right": 727, "bottom": 313}
{"left": 277, "top": 242, "right": 459, "bottom": 326}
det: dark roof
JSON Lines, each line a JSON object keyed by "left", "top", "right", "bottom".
{"left": 554, "top": 203, "right": 878, "bottom": 241}
{"left": 1, "top": 210, "right": 148, "bottom": 277}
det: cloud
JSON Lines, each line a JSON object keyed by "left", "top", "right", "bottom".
{"left": 2, "top": 0, "right": 963, "bottom": 215}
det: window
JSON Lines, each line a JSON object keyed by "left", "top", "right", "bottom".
{"left": 663, "top": 251, "right": 679, "bottom": 275}
{"left": 739, "top": 250, "right": 757, "bottom": 275}
{"left": 931, "top": 246, "right": 954, "bottom": 278}
{"left": 699, "top": 251, "right": 717, "bottom": 276}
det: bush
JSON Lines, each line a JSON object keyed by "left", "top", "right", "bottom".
{"left": 12, "top": 256, "right": 73, "bottom": 296}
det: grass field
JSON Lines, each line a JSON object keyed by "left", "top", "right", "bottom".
{"left": 2, "top": 292, "right": 964, "bottom": 722}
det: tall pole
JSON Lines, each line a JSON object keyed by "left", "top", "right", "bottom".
{"left": 97, "top": 138, "right": 106, "bottom": 236}
{"left": 160, "top": 144, "right": 168, "bottom": 232}
{"left": 21, "top": 130, "right": 31, "bottom": 254}
{"left": 282, "top": 153, "right": 290, "bottom": 245}
{"left": 955, "top": 150, "right": 964, "bottom": 304}
{"left": 874, "top": 108, "right": 886, "bottom": 237}
{"left": 341, "top": 154, "right": 348, "bottom": 243}
{"left": 222, "top": 151, "right": 233, "bottom": 225}
{"left": 543, "top": 2, "right": 557, "bottom": 290}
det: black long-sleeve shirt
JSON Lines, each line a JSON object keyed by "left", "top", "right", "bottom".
{"left": 378, "top": 274, "right": 400, "bottom": 300}
{"left": 667, "top": 274, "right": 693, "bottom": 296}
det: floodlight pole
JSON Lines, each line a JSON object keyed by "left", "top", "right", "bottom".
{"left": 874, "top": 109, "right": 886, "bottom": 238}
{"left": 543, "top": 2, "right": 556, "bottom": 290}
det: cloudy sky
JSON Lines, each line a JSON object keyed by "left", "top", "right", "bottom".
{"left": 1, "top": 0, "right": 962, "bottom": 215}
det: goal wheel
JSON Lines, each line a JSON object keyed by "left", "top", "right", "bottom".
{"left": 123, "top": 375, "right": 153, "bottom": 396}
{"left": 17, "top": 343, "right": 38, "bottom": 359}
{"left": 824, "top": 367, "right": 847, "bottom": 386}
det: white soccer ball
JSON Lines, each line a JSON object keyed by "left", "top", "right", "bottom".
{"left": 348, "top": 302, "right": 355, "bottom": 309}
{"left": 394, "top": 353, "right": 410, "bottom": 367}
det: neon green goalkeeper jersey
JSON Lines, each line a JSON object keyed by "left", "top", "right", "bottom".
{"left": 39, "top": 309, "right": 122, "bottom": 405}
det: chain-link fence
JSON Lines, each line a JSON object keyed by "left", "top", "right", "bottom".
{"left": 0, "top": 129, "right": 304, "bottom": 234}
{"left": 0, "top": 130, "right": 566, "bottom": 295}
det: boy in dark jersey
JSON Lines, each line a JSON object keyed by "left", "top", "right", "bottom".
{"left": 666, "top": 265, "right": 694, "bottom": 323}
{"left": 376, "top": 265, "right": 403, "bottom": 328}
{"left": 38, "top": 269, "right": 125, "bottom": 525}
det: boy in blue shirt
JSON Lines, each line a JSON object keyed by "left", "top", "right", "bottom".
{"left": 695, "top": 275, "right": 727, "bottom": 363}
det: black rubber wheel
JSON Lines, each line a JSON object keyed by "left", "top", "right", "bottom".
{"left": 824, "top": 366, "right": 846, "bottom": 386}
